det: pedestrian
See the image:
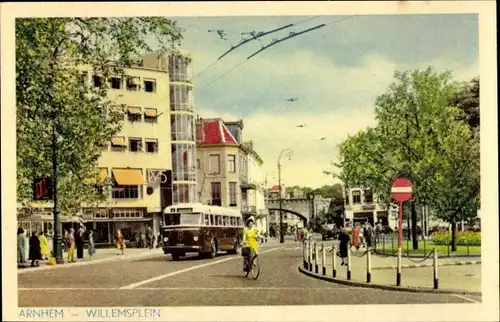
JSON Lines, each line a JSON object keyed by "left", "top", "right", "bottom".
{"left": 28, "top": 231, "right": 42, "bottom": 267}
{"left": 116, "top": 229, "right": 125, "bottom": 255}
{"left": 76, "top": 227, "right": 86, "bottom": 259}
{"left": 364, "top": 222, "right": 374, "bottom": 249}
{"left": 87, "top": 230, "right": 96, "bottom": 259}
{"left": 17, "top": 228, "right": 27, "bottom": 268}
{"left": 63, "top": 229, "right": 69, "bottom": 252}
{"left": 147, "top": 227, "right": 154, "bottom": 249}
{"left": 338, "top": 228, "right": 350, "bottom": 266}
{"left": 39, "top": 230, "right": 49, "bottom": 260}
{"left": 352, "top": 224, "right": 361, "bottom": 250}
{"left": 67, "top": 228, "right": 76, "bottom": 263}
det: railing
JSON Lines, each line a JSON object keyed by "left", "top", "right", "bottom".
{"left": 241, "top": 205, "right": 257, "bottom": 214}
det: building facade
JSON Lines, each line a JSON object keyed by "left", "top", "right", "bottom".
{"left": 343, "top": 187, "right": 397, "bottom": 229}
{"left": 195, "top": 118, "right": 267, "bottom": 233}
{"left": 17, "top": 51, "right": 197, "bottom": 245}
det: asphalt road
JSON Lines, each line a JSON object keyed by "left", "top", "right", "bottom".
{"left": 18, "top": 243, "right": 481, "bottom": 306}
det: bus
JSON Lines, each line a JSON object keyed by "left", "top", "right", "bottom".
{"left": 161, "top": 203, "right": 244, "bottom": 260}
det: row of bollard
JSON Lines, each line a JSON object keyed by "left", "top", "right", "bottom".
{"left": 303, "top": 239, "right": 440, "bottom": 289}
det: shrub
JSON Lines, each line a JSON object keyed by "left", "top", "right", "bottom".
{"left": 431, "top": 231, "right": 481, "bottom": 246}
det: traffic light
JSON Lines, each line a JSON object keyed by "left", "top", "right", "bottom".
{"left": 33, "top": 177, "right": 53, "bottom": 201}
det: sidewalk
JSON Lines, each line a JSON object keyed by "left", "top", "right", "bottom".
{"left": 305, "top": 249, "right": 481, "bottom": 293}
{"left": 18, "top": 247, "right": 163, "bottom": 273}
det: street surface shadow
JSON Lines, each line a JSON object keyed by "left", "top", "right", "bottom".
{"left": 134, "top": 252, "right": 233, "bottom": 263}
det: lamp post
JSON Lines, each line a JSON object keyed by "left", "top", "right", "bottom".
{"left": 278, "top": 149, "right": 293, "bottom": 244}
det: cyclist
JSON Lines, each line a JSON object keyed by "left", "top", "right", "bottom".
{"left": 242, "top": 216, "right": 262, "bottom": 271}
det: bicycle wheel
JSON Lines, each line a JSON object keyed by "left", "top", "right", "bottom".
{"left": 250, "top": 255, "right": 260, "bottom": 280}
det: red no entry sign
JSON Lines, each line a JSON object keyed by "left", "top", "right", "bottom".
{"left": 391, "top": 177, "right": 413, "bottom": 203}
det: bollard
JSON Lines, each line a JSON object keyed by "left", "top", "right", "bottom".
{"left": 303, "top": 240, "right": 308, "bottom": 269}
{"left": 314, "top": 243, "right": 319, "bottom": 274}
{"left": 433, "top": 248, "right": 439, "bottom": 289}
{"left": 346, "top": 246, "right": 352, "bottom": 280}
{"left": 332, "top": 245, "right": 337, "bottom": 278}
{"left": 396, "top": 247, "right": 402, "bottom": 286}
{"left": 322, "top": 244, "right": 327, "bottom": 275}
{"left": 366, "top": 249, "right": 372, "bottom": 283}
{"left": 466, "top": 240, "right": 469, "bottom": 257}
{"left": 308, "top": 240, "right": 313, "bottom": 271}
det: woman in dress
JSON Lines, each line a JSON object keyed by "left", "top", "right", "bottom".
{"left": 17, "top": 228, "right": 26, "bottom": 268}
{"left": 38, "top": 230, "right": 49, "bottom": 260}
{"left": 338, "top": 228, "right": 350, "bottom": 266}
{"left": 67, "top": 228, "right": 76, "bottom": 263}
{"left": 116, "top": 229, "right": 125, "bottom": 255}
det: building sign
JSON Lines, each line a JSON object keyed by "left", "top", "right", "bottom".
{"left": 147, "top": 169, "right": 171, "bottom": 185}
{"left": 33, "top": 177, "right": 53, "bottom": 201}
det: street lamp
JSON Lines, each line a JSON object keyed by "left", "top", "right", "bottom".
{"left": 52, "top": 100, "right": 64, "bottom": 264}
{"left": 278, "top": 149, "right": 293, "bottom": 244}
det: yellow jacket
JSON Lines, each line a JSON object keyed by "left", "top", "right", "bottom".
{"left": 39, "top": 235, "right": 49, "bottom": 256}
{"left": 243, "top": 227, "right": 260, "bottom": 254}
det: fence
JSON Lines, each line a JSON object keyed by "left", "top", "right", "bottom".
{"left": 374, "top": 233, "right": 479, "bottom": 258}
{"left": 302, "top": 239, "right": 441, "bottom": 290}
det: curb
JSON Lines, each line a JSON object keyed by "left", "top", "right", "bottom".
{"left": 17, "top": 250, "right": 164, "bottom": 274}
{"left": 372, "top": 260, "right": 482, "bottom": 270}
{"left": 373, "top": 251, "right": 481, "bottom": 259}
{"left": 297, "top": 266, "right": 481, "bottom": 296}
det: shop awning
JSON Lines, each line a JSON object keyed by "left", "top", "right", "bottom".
{"left": 144, "top": 109, "right": 157, "bottom": 117}
{"left": 127, "top": 107, "right": 141, "bottom": 115}
{"left": 83, "top": 168, "right": 108, "bottom": 185}
{"left": 111, "top": 137, "right": 126, "bottom": 146}
{"left": 112, "top": 169, "right": 146, "bottom": 185}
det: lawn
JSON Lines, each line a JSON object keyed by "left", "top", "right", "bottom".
{"left": 375, "top": 240, "right": 481, "bottom": 256}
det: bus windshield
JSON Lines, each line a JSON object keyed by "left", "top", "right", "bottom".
{"left": 163, "top": 213, "right": 202, "bottom": 226}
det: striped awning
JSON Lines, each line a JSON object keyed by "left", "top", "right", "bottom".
{"left": 127, "top": 107, "right": 141, "bottom": 115}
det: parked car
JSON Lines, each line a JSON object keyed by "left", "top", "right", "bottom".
{"left": 321, "top": 224, "right": 339, "bottom": 240}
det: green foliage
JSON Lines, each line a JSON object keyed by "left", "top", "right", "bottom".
{"left": 16, "top": 17, "right": 183, "bottom": 216}
{"left": 451, "top": 77, "right": 479, "bottom": 132}
{"left": 431, "top": 231, "right": 481, "bottom": 246}
{"left": 336, "top": 67, "right": 480, "bottom": 229}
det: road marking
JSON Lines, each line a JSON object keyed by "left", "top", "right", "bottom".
{"left": 451, "top": 294, "right": 480, "bottom": 303}
{"left": 19, "top": 286, "right": 360, "bottom": 291}
{"left": 119, "top": 246, "right": 286, "bottom": 290}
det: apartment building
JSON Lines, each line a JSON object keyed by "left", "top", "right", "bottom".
{"left": 195, "top": 117, "right": 267, "bottom": 233}
{"left": 343, "top": 187, "right": 397, "bottom": 229}
{"left": 17, "top": 51, "right": 197, "bottom": 245}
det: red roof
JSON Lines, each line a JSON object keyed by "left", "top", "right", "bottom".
{"left": 196, "top": 119, "right": 238, "bottom": 146}
{"left": 271, "top": 185, "right": 280, "bottom": 191}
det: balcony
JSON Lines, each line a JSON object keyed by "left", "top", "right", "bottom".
{"left": 241, "top": 205, "right": 257, "bottom": 215}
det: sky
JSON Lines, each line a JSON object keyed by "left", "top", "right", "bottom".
{"left": 168, "top": 14, "right": 479, "bottom": 189}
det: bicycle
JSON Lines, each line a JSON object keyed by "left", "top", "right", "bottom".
{"left": 242, "top": 246, "right": 260, "bottom": 279}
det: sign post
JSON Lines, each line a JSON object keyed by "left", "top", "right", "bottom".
{"left": 391, "top": 177, "right": 413, "bottom": 287}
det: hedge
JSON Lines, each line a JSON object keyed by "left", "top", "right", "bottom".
{"left": 431, "top": 231, "right": 481, "bottom": 246}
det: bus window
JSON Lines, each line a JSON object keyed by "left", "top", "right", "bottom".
{"left": 229, "top": 217, "right": 234, "bottom": 226}
{"left": 210, "top": 214, "right": 215, "bottom": 226}
{"left": 223, "top": 216, "right": 229, "bottom": 226}
{"left": 204, "top": 214, "right": 210, "bottom": 225}
{"left": 215, "top": 215, "right": 222, "bottom": 226}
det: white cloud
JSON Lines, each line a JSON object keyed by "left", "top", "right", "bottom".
{"left": 194, "top": 49, "right": 478, "bottom": 189}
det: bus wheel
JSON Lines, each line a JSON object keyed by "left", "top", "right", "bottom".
{"left": 208, "top": 238, "right": 218, "bottom": 258}
{"left": 228, "top": 238, "right": 240, "bottom": 255}
{"left": 171, "top": 253, "right": 180, "bottom": 261}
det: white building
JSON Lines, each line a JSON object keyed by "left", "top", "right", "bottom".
{"left": 17, "top": 51, "right": 197, "bottom": 245}
{"left": 343, "top": 187, "right": 397, "bottom": 229}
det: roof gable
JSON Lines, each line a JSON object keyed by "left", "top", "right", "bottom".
{"left": 197, "top": 119, "right": 238, "bottom": 146}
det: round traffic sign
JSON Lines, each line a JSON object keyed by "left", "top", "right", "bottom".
{"left": 391, "top": 177, "right": 413, "bottom": 203}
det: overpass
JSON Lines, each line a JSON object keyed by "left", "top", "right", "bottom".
{"left": 265, "top": 197, "right": 314, "bottom": 225}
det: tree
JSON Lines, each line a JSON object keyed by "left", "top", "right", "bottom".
{"left": 336, "top": 67, "right": 479, "bottom": 250}
{"left": 452, "top": 77, "right": 479, "bottom": 133}
{"left": 16, "top": 18, "right": 183, "bottom": 216}
{"left": 316, "top": 184, "right": 343, "bottom": 200}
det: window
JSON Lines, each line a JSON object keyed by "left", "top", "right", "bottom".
{"left": 145, "top": 139, "right": 159, "bottom": 153}
{"left": 223, "top": 216, "right": 229, "bottom": 226}
{"left": 209, "top": 154, "right": 220, "bottom": 174}
{"left": 110, "top": 77, "right": 122, "bottom": 89}
{"left": 144, "top": 108, "right": 158, "bottom": 123}
{"left": 204, "top": 214, "right": 210, "bottom": 225}
{"left": 93, "top": 75, "right": 103, "bottom": 87}
{"left": 352, "top": 190, "right": 361, "bottom": 204}
{"left": 112, "top": 183, "right": 140, "bottom": 199}
{"left": 228, "top": 154, "right": 236, "bottom": 172}
{"left": 363, "top": 189, "right": 373, "bottom": 204}
{"left": 210, "top": 214, "right": 214, "bottom": 226}
{"left": 214, "top": 215, "right": 222, "bottom": 226}
{"left": 211, "top": 182, "right": 221, "bottom": 206}
{"left": 129, "top": 138, "right": 142, "bottom": 152}
{"left": 196, "top": 159, "right": 200, "bottom": 169}
{"left": 111, "top": 136, "right": 126, "bottom": 152}
{"left": 229, "top": 182, "right": 237, "bottom": 206}
{"left": 126, "top": 77, "right": 140, "bottom": 91}
{"left": 144, "top": 79, "right": 156, "bottom": 93}
{"left": 127, "top": 107, "right": 141, "bottom": 122}
{"left": 230, "top": 217, "right": 235, "bottom": 226}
